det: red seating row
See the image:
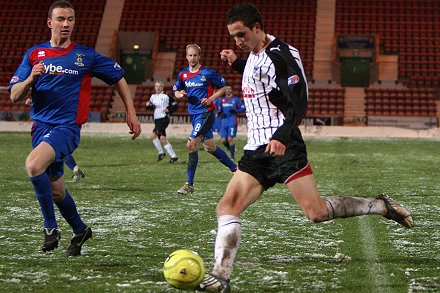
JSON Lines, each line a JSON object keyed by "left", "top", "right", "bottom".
{"left": 120, "top": 0, "right": 317, "bottom": 82}
{"left": 308, "top": 88, "right": 345, "bottom": 117}
{"left": 365, "top": 88, "right": 437, "bottom": 117}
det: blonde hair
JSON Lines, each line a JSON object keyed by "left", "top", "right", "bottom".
{"left": 186, "top": 44, "right": 201, "bottom": 55}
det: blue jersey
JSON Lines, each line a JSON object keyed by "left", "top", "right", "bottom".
{"left": 219, "top": 95, "right": 245, "bottom": 127}
{"left": 9, "top": 41, "right": 124, "bottom": 125}
{"left": 173, "top": 66, "right": 226, "bottom": 115}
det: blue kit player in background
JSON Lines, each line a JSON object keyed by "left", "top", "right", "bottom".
{"left": 212, "top": 97, "right": 223, "bottom": 135}
{"left": 218, "top": 84, "right": 245, "bottom": 160}
{"left": 9, "top": 0, "right": 141, "bottom": 256}
{"left": 173, "top": 44, "right": 237, "bottom": 194}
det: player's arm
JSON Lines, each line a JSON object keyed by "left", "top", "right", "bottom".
{"left": 220, "top": 49, "right": 246, "bottom": 74}
{"left": 146, "top": 97, "right": 154, "bottom": 109}
{"left": 10, "top": 61, "right": 44, "bottom": 103}
{"left": 267, "top": 50, "right": 308, "bottom": 152}
{"left": 201, "top": 86, "right": 226, "bottom": 106}
{"left": 167, "top": 95, "right": 178, "bottom": 114}
{"left": 115, "top": 77, "right": 142, "bottom": 139}
{"left": 237, "top": 99, "right": 246, "bottom": 113}
{"left": 173, "top": 73, "right": 187, "bottom": 98}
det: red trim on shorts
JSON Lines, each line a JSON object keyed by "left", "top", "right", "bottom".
{"left": 284, "top": 162, "right": 313, "bottom": 184}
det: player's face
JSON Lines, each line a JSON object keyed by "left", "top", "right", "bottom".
{"left": 154, "top": 83, "right": 164, "bottom": 93}
{"left": 186, "top": 47, "right": 200, "bottom": 68}
{"left": 48, "top": 7, "right": 75, "bottom": 42}
{"left": 225, "top": 86, "right": 233, "bottom": 96}
{"left": 227, "top": 21, "right": 259, "bottom": 53}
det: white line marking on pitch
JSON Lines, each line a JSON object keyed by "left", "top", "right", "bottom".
{"left": 358, "top": 216, "right": 391, "bottom": 293}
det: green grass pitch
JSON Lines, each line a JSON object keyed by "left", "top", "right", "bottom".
{"left": 0, "top": 132, "right": 439, "bottom": 292}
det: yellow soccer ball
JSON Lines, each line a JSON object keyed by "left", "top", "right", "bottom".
{"left": 163, "top": 249, "right": 206, "bottom": 290}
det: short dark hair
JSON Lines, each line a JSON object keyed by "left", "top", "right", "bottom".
{"left": 225, "top": 2, "right": 264, "bottom": 30}
{"left": 48, "top": 0, "right": 74, "bottom": 18}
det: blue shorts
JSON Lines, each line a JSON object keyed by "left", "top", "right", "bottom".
{"left": 31, "top": 121, "right": 81, "bottom": 178}
{"left": 189, "top": 111, "right": 215, "bottom": 140}
{"left": 213, "top": 116, "right": 222, "bottom": 133}
{"left": 220, "top": 125, "right": 237, "bottom": 139}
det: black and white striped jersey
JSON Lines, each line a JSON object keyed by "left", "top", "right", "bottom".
{"left": 148, "top": 92, "right": 176, "bottom": 120}
{"left": 232, "top": 34, "right": 308, "bottom": 151}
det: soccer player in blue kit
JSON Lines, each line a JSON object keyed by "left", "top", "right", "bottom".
{"left": 9, "top": 0, "right": 141, "bottom": 256}
{"left": 174, "top": 44, "right": 237, "bottom": 194}
{"left": 218, "top": 84, "right": 245, "bottom": 160}
{"left": 212, "top": 98, "right": 223, "bottom": 135}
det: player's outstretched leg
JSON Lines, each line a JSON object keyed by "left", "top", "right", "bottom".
{"left": 325, "top": 194, "right": 414, "bottom": 228}
{"left": 376, "top": 194, "right": 414, "bottom": 228}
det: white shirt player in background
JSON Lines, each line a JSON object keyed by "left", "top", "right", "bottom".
{"left": 196, "top": 3, "right": 414, "bottom": 292}
{"left": 146, "top": 81, "right": 178, "bottom": 163}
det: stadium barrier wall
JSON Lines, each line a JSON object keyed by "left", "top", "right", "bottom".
{"left": 1, "top": 122, "right": 439, "bottom": 139}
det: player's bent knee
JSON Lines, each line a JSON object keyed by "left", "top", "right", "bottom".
{"left": 25, "top": 157, "right": 44, "bottom": 177}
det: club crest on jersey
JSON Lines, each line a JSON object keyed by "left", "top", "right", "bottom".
{"left": 288, "top": 75, "right": 300, "bottom": 86}
{"left": 74, "top": 54, "right": 84, "bottom": 66}
{"left": 200, "top": 74, "right": 206, "bottom": 82}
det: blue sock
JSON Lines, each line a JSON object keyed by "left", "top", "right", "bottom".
{"left": 29, "top": 173, "right": 57, "bottom": 229}
{"left": 55, "top": 190, "right": 86, "bottom": 234}
{"left": 186, "top": 151, "right": 198, "bottom": 184}
{"left": 212, "top": 147, "right": 237, "bottom": 172}
{"left": 229, "top": 144, "right": 236, "bottom": 160}
{"left": 65, "top": 155, "right": 76, "bottom": 170}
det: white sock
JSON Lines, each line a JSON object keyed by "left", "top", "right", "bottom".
{"left": 213, "top": 215, "right": 241, "bottom": 280}
{"left": 152, "top": 138, "right": 164, "bottom": 154}
{"left": 73, "top": 165, "right": 79, "bottom": 172}
{"left": 325, "top": 196, "right": 386, "bottom": 219}
{"left": 164, "top": 143, "right": 177, "bottom": 158}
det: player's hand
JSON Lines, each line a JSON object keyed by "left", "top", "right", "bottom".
{"left": 200, "top": 97, "right": 212, "bottom": 106}
{"left": 30, "top": 61, "right": 45, "bottom": 83}
{"left": 176, "top": 90, "right": 187, "bottom": 99}
{"left": 265, "top": 139, "right": 286, "bottom": 157}
{"left": 127, "top": 113, "right": 142, "bottom": 140}
{"left": 220, "top": 49, "right": 237, "bottom": 66}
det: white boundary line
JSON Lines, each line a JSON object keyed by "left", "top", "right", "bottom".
{"left": 357, "top": 216, "right": 391, "bottom": 293}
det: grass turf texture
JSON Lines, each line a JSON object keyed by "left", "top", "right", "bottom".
{"left": 0, "top": 132, "right": 439, "bottom": 292}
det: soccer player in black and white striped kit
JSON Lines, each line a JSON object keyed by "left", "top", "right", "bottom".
{"left": 196, "top": 3, "right": 414, "bottom": 292}
{"left": 146, "top": 81, "right": 178, "bottom": 163}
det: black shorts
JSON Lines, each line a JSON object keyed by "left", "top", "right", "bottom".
{"left": 238, "top": 145, "right": 311, "bottom": 190}
{"left": 153, "top": 116, "right": 170, "bottom": 137}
